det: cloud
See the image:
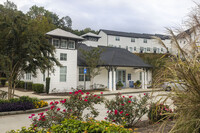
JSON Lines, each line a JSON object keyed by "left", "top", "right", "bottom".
{"left": 0, "top": 0, "right": 197, "bottom": 34}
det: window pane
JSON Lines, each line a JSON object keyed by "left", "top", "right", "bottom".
{"left": 79, "top": 75, "right": 84, "bottom": 81}
{"left": 60, "top": 66, "right": 67, "bottom": 82}
{"left": 60, "top": 75, "right": 66, "bottom": 82}
{"left": 53, "top": 39, "right": 60, "bottom": 47}
{"left": 79, "top": 67, "right": 84, "bottom": 74}
{"left": 86, "top": 75, "right": 90, "bottom": 81}
{"left": 68, "top": 41, "right": 75, "bottom": 49}
{"left": 61, "top": 40, "right": 67, "bottom": 48}
{"left": 60, "top": 53, "right": 67, "bottom": 61}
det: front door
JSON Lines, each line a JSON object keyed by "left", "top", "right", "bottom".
{"left": 116, "top": 70, "right": 126, "bottom": 87}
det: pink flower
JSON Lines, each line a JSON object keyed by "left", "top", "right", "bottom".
{"left": 94, "top": 95, "right": 97, "bottom": 97}
{"left": 55, "top": 101, "right": 59, "bottom": 104}
{"left": 129, "top": 96, "right": 132, "bottom": 98}
{"left": 57, "top": 108, "right": 60, "bottom": 111}
{"left": 81, "top": 92, "right": 84, "bottom": 95}
{"left": 98, "top": 96, "right": 101, "bottom": 99}
{"left": 86, "top": 92, "right": 90, "bottom": 95}
{"left": 69, "top": 92, "right": 72, "bottom": 94}
{"left": 104, "top": 117, "right": 107, "bottom": 120}
{"left": 126, "top": 114, "right": 129, "bottom": 116}
{"left": 121, "top": 104, "right": 124, "bottom": 106}
{"left": 84, "top": 99, "right": 88, "bottom": 102}
{"left": 78, "top": 90, "right": 82, "bottom": 92}
{"left": 144, "top": 93, "right": 146, "bottom": 95}
{"left": 63, "top": 109, "right": 66, "bottom": 112}
{"left": 107, "top": 111, "right": 109, "bottom": 113}
{"left": 85, "top": 96, "right": 88, "bottom": 98}
{"left": 50, "top": 102, "right": 53, "bottom": 105}
{"left": 120, "top": 111, "right": 123, "bottom": 114}
{"left": 45, "top": 109, "right": 48, "bottom": 111}
{"left": 101, "top": 92, "right": 103, "bottom": 94}
{"left": 128, "top": 101, "right": 131, "bottom": 103}
{"left": 34, "top": 124, "right": 37, "bottom": 127}
{"left": 38, "top": 118, "right": 41, "bottom": 121}
{"left": 115, "top": 110, "right": 118, "bottom": 115}
{"left": 31, "top": 114, "right": 35, "bottom": 116}
{"left": 122, "top": 96, "right": 125, "bottom": 98}
{"left": 112, "top": 120, "right": 115, "bottom": 122}
{"left": 28, "top": 116, "right": 32, "bottom": 119}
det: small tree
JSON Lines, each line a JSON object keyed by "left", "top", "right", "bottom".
{"left": 80, "top": 47, "right": 103, "bottom": 89}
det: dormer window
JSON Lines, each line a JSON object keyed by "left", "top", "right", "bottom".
{"left": 115, "top": 36, "right": 120, "bottom": 41}
{"left": 53, "top": 39, "right": 60, "bottom": 48}
{"left": 68, "top": 41, "right": 75, "bottom": 49}
{"left": 61, "top": 40, "right": 67, "bottom": 48}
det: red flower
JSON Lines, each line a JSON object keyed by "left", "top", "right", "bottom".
{"left": 86, "top": 92, "right": 90, "bottom": 95}
{"left": 57, "top": 108, "right": 60, "bottom": 111}
{"left": 121, "top": 104, "right": 125, "bottom": 106}
{"left": 97, "top": 96, "right": 101, "bottom": 99}
{"left": 144, "top": 93, "right": 146, "bottom": 95}
{"left": 101, "top": 92, "right": 103, "bottom": 94}
{"left": 122, "top": 96, "right": 125, "bottom": 98}
{"left": 129, "top": 96, "right": 132, "bottom": 98}
{"left": 63, "top": 109, "right": 66, "bottom": 112}
{"left": 104, "top": 117, "right": 107, "bottom": 120}
{"left": 112, "top": 120, "right": 115, "bottom": 122}
{"left": 64, "top": 99, "right": 66, "bottom": 102}
{"left": 50, "top": 106, "right": 55, "bottom": 110}
{"left": 78, "top": 90, "right": 82, "bottom": 92}
{"left": 81, "top": 92, "right": 84, "bottom": 95}
{"left": 28, "top": 116, "right": 32, "bottom": 119}
{"left": 126, "top": 114, "right": 129, "bottom": 116}
{"left": 31, "top": 114, "right": 35, "bottom": 116}
{"left": 84, "top": 99, "right": 88, "bottom": 102}
{"left": 85, "top": 96, "right": 88, "bottom": 98}
{"left": 38, "top": 118, "right": 41, "bottom": 121}
{"left": 50, "top": 102, "right": 53, "bottom": 105}
{"left": 115, "top": 110, "right": 118, "bottom": 115}
{"left": 55, "top": 101, "right": 59, "bottom": 104}
{"left": 128, "top": 101, "right": 131, "bottom": 103}
{"left": 69, "top": 92, "right": 72, "bottom": 94}
{"left": 34, "top": 124, "right": 37, "bottom": 127}
{"left": 107, "top": 111, "right": 109, "bottom": 113}
{"left": 94, "top": 95, "right": 97, "bottom": 97}
{"left": 120, "top": 111, "right": 123, "bottom": 114}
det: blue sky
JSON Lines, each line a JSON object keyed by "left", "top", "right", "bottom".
{"left": 0, "top": 0, "right": 197, "bottom": 34}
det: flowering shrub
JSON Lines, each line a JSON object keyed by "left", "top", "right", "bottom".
{"left": 148, "top": 102, "right": 173, "bottom": 123}
{"left": 30, "top": 90, "right": 104, "bottom": 128}
{"left": 104, "top": 93, "right": 149, "bottom": 127}
{"left": 34, "top": 100, "right": 48, "bottom": 108}
{"left": 8, "top": 126, "right": 47, "bottom": 133}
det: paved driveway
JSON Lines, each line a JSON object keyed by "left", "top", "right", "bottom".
{"left": 0, "top": 91, "right": 172, "bottom": 133}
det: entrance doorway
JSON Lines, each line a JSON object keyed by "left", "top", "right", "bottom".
{"left": 116, "top": 70, "right": 126, "bottom": 87}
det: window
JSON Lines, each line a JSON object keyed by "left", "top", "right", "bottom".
{"left": 53, "top": 39, "right": 60, "bottom": 48}
{"left": 134, "top": 47, "right": 136, "bottom": 51}
{"left": 161, "top": 48, "right": 163, "bottom": 52}
{"left": 128, "top": 74, "right": 131, "bottom": 80}
{"left": 115, "top": 36, "right": 120, "bottom": 41}
{"left": 61, "top": 40, "right": 67, "bottom": 48}
{"left": 153, "top": 47, "right": 157, "bottom": 53}
{"left": 147, "top": 47, "right": 151, "bottom": 51}
{"left": 143, "top": 39, "right": 147, "bottom": 43}
{"left": 140, "top": 47, "right": 144, "bottom": 53}
{"left": 60, "top": 53, "right": 67, "bottom": 61}
{"left": 131, "top": 38, "right": 135, "bottom": 42}
{"left": 79, "top": 67, "right": 90, "bottom": 81}
{"left": 119, "top": 45, "right": 121, "bottom": 48}
{"left": 60, "top": 66, "right": 67, "bottom": 82}
{"left": 129, "top": 47, "right": 133, "bottom": 52}
{"left": 126, "top": 46, "right": 128, "bottom": 50}
{"left": 26, "top": 73, "right": 31, "bottom": 80}
{"left": 68, "top": 41, "right": 75, "bottom": 49}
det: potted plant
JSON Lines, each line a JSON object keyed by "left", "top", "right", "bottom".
{"left": 134, "top": 80, "right": 141, "bottom": 89}
{"left": 116, "top": 81, "right": 123, "bottom": 90}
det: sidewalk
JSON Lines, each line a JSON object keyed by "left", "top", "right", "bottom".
{"left": 0, "top": 87, "right": 162, "bottom": 100}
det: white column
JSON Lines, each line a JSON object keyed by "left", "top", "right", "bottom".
{"left": 142, "top": 69, "right": 145, "bottom": 89}
{"left": 109, "top": 68, "right": 113, "bottom": 91}
{"left": 144, "top": 69, "right": 147, "bottom": 89}
{"left": 113, "top": 68, "right": 116, "bottom": 91}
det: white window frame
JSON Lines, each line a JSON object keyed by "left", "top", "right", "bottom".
{"left": 147, "top": 47, "right": 151, "bottom": 51}
{"left": 61, "top": 39, "right": 68, "bottom": 48}
{"left": 26, "top": 73, "right": 31, "bottom": 80}
{"left": 60, "top": 53, "right": 67, "bottom": 61}
{"left": 68, "top": 40, "right": 75, "bottom": 49}
{"left": 53, "top": 38, "right": 60, "bottom": 48}
{"left": 115, "top": 36, "right": 120, "bottom": 41}
{"left": 131, "top": 38, "right": 135, "bottom": 42}
{"left": 143, "top": 39, "right": 147, "bottom": 43}
{"left": 129, "top": 47, "right": 133, "bottom": 52}
{"left": 60, "top": 66, "right": 67, "bottom": 82}
{"left": 134, "top": 47, "right": 136, "bottom": 51}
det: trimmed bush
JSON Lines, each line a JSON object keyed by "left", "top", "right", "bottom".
{"left": 46, "top": 77, "right": 50, "bottom": 94}
{"left": 16, "top": 81, "right": 25, "bottom": 88}
{"left": 0, "top": 77, "right": 7, "bottom": 87}
{"left": 32, "top": 83, "right": 44, "bottom": 93}
{"left": 25, "top": 82, "right": 33, "bottom": 90}
{"left": 148, "top": 103, "right": 173, "bottom": 123}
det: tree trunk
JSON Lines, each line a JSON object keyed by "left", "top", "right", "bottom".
{"left": 90, "top": 77, "right": 94, "bottom": 89}
{"left": 8, "top": 79, "right": 12, "bottom": 100}
{"left": 12, "top": 83, "right": 15, "bottom": 98}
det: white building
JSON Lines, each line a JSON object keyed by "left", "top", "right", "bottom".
{"left": 82, "top": 29, "right": 172, "bottom": 54}
{"left": 23, "top": 28, "right": 152, "bottom": 93}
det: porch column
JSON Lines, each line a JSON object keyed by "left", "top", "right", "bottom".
{"left": 113, "top": 67, "right": 116, "bottom": 91}
{"left": 144, "top": 69, "right": 147, "bottom": 89}
{"left": 142, "top": 69, "right": 145, "bottom": 89}
{"left": 109, "top": 67, "right": 113, "bottom": 91}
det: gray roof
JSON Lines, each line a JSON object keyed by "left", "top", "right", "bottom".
{"left": 46, "top": 28, "right": 84, "bottom": 40}
{"left": 100, "top": 29, "right": 170, "bottom": 40}
{"left": 77, "top": 44, "right": 152, "bottom": 68}
{"left": 81, "top": 32, "right": 101, "bottom": 38}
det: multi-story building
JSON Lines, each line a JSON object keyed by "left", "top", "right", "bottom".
{"left": 82, "top": 29, "right": 172, "bottom": 54}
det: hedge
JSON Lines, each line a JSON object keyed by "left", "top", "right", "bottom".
{"left": 25, "top": 82, "right": 33, "bottom": 90}
{"left": 0, "top": 77, "right": 7, "bottom": 87}
{"left": 32, "top": 83, "right": 44, "bottom": 93}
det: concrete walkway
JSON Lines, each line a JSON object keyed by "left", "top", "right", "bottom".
{"left": 0, "top": 87, "right": 162, "bottom": 100}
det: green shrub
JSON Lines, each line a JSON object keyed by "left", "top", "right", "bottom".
{"left": 116, "top": 81, "right": 123, "bottom": 89}
{"left": 16, "top": 81, "right": 25, "bottom": 88}
{"left": 51, "top": 118, "right": 134, "bottom": 133}
{"left": 46, "top": 77, "right": 50, "bottom": 94}
{"left": 8, "top": 127, "right": 47, "bottom": 133}
{"left": 0, "top": 77, "right": 7, "bottom": 87}
{"left": 25, "top": 82, "right": 33, "bottom": 90}
{"left": 32, "top": 84, "right": 44, "bottom": 93}
{"left": 104, "top": 93, "right": 149, "bottom": 127}
{"left": 148, "top": 103, "right": 173, "bottom": 123}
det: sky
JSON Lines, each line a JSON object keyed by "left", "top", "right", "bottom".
{"left": 0, "top": 0, "right": 198, "bottom": 34}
